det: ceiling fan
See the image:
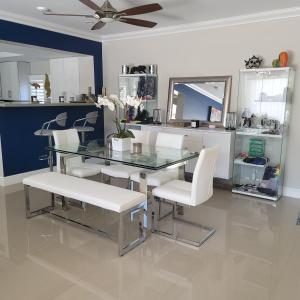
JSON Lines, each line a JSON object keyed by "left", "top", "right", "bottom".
{"left": 42, "top": 0, "right": 162, "bottom": 30}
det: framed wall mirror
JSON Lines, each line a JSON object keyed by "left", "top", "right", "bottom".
{"left": 167, "top": 76, "right": 232, "bottom": 127}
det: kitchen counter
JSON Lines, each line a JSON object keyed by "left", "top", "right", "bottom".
{"left": 0, "top": 101, "right": 95, "bottom": 108}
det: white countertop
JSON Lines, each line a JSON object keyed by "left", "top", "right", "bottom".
{"left": 0, "top": 101, "right": 96, "bottom": 108}
{"left": 128, "top": 123, "right": 233, "bottom": 134}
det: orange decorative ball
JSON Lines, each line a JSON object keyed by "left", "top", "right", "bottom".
{"left": 279, "top": 52, "right": 288, "bottom": 67}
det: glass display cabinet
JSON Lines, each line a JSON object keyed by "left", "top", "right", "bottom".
{"left": 232, "top": 67, "right": 295, "bottom": 201}
{"left": 119, "top": 74, "right": 157, "bottom": 123}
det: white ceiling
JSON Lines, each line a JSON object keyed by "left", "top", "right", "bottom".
{"left": 1, "top": 0, "right": 300, "bottom": 39}
{"left": 0, "top": 40, "right": 87, "bottom": 62}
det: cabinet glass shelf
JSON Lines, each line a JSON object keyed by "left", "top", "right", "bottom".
{"left": 232, "top": 68, "right": 295, "bottom": 201}
{"left": 234, "top": 158, "right": 267, "bottom": 168}
{"left": 119, "top": 73, "right": 157, "bottom": 120}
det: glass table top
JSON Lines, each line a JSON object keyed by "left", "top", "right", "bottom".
{"left": 48, "top": 139, "right": 199, "bottom": 170}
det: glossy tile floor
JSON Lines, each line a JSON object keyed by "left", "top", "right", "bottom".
{"left": 1, "top": 183, "right": 300, "bottom": 300}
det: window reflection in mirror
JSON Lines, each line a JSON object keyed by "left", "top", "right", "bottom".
{"left": 167, "top": 76, "right": 231, "bottom": 126}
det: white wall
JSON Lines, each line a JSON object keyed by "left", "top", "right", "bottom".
{"left": 103, "top": 17, "right": 300, "bottom": 192}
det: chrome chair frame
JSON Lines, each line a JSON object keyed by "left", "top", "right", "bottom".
{"left": 152, "top": 196, "right": 216, "bottom": 247}
{"left": 24, "top": 184, "right": 146, "bottom": 256}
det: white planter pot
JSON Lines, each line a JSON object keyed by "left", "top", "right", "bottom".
{"left": 112, "top": 137, "right": 131, "bottom": 151}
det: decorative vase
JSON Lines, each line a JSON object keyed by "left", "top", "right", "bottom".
{"left": 112, "top": 137, "right": 131, "bottom": 151}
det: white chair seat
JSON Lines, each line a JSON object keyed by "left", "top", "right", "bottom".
{"left": 82, "top": 162, "right": 103, "bottom": 171}
{"left": 152, "top": 180, "right": 192, "bottom": 206}
{"left": 130, "top": 169, "right": 178, "bottom": 187}
{"left": 67, "top": 167, "right": 99, "bottom": 178}
{"left": 75, "top": 126, "right": 95, "bottom": 132}
{"left": 67, "top": 162, "right": 102, "bottom": 178}
{"left": 101, "top": 165, "right": 142, "bottom": 179}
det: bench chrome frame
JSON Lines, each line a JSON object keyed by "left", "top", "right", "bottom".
{"left": 152, "top": 196, "right": 216, "bottom": 247}
{"left": 24, "top": 184, "right": 146, "bottom": 256}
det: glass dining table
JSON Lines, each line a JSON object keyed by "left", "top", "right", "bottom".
{"left": 48, "top": 139, "right": 199, "bottom": 230}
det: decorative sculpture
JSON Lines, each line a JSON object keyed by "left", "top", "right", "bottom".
{"left": 244, "top": 56, "right": 263, "bottom": 69}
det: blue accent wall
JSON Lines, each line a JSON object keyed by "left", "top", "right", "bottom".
{"left": 175, "top": 84, "right": 223, "bottom": 121}
{"left": 0, "top": 19, "right": 104, "bottom": 177}
{"left": 0, "top": 106, "right": 103, "bottom": 176}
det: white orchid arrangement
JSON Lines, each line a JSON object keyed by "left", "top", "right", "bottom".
{"left": 96, "top": 94, "right": 142, "bottom": 138}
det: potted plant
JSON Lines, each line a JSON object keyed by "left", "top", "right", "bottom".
{"left": 96, "top": 94, "right": 142, "bottom": 151}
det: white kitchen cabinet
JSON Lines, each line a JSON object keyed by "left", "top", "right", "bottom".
{"left": 128, "top": 124, "right": 234, "bottom": 179}
{"left": 0, "top": 62, "right": 30, "bottom": 100}
{"left": 50, "top": 56, "right": 95, "bottom": 102}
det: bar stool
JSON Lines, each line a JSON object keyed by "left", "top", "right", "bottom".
{"left": 73, "top": 111, "right": 98, "bottom": 144}
{"left": 34, "top": 112, "right": 67, "bottom": 171}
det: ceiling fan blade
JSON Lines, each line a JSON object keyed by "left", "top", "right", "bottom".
{"left": 43, "top": 13, "right": 94, "bottom": 17}
{"left": 91, "top": 21, "right": 106, "bottom": 30}
{"left": 118, "top": 3, "right": 162, "bottom": 16}
{"left": 79, "top": 0, "right": 101, "bottom": 11}
{"left": 119, "top": 17, "right": 157, "bottom": 28}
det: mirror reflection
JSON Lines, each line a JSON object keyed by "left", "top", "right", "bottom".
{"left": 0, "top": 40, "right": 95, "bottom": 103}
{"left": 167, "top": 76, "right": 232, "bottom": 125}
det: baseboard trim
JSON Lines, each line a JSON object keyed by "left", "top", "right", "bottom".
{"left": 283, "top": 187, "right": 300, "bottom": 199}
{"left": 0, "top": 168, "right": 52, "bottom": 187}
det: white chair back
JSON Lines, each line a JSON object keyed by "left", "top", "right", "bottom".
{"left": 131, "top": 129, "right": 151, "bottom": 145}
{"left": 155, "top": 132, "right": 185, "bottom": 149}
{"left": 53, "top": 129, "right": 82, "bottom": 173}
{"left": 191, "top": 146, "right": 219, "bottom": 206}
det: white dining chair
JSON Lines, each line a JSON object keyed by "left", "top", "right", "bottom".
{"left": 130, "top": 132, "right": 185, "bottom": 187}
{"left": 53, "top": 128, "right": 103, "bottom": 178}
{"left": 152, "top": 146, "right": 219, "bottom": 247}
{"left": 100, "top": 129, "right": 151, "bottom": 188}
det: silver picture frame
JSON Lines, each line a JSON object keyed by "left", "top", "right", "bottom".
{"left": 167, "top": 76, "right": 232, "bottom": 127}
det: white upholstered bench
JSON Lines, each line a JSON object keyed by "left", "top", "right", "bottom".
{"left": 23, "top": 172, "right": 146, "bottom": 256}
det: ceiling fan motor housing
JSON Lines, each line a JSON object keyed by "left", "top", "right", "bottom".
{"left": 97, "top": 0, "right": 118, "bottom": 19}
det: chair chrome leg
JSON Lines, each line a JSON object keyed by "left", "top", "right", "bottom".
{"left": 127, "top": 179, "right": 133, "bottom": 190}
{"left": 173, "top": 215, "right": 216, "bottom": 247}
{"left": 118, "top": 211, "right": 125, "bottom": 256}
{"left": 25, "top": 185, "right": 55, "bottom": 219}
{"left": 152, "top": 196, "right": 160, "bottom": 232}
{"left": 152, "top": 199, "right": 216, "bottom": 247}
{"left": 119, "top": 203, "right": 146, "bottom": 256}
{"left": 48, "top": 136, "right": 54, "bottom": 172}
{"left": 62, "top": 196, "right": 68, "bottom": 210}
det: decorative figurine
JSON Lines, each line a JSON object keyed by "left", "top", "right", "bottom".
{"left": 241, "top": 108, "right": 255, "bottom": 127}
{"left": 130, "top": 65, "right": 147, "bottom": 74}
{"left": 279, "top": 51, "right": 288, "bottom": 67}
{"left": 272, "top": 51, "right": 288, "bottom": 68}
{"left": 244, "top": 55, "right": 263, "bottom": 69}
{"left": 272, "top": 59, "right": 280, "bottom": 68}
{"left": 44, "top": 73, "right": 51, "bottom": 98}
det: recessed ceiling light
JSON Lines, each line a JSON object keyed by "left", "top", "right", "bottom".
{"left": 36, "top": 6, "right": 50, "bottom": 12}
